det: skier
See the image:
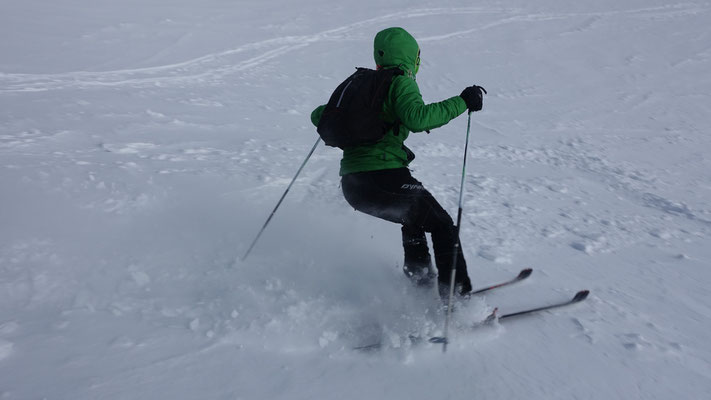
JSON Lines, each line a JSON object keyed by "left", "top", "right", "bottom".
{"left": 310, "top": 27, "right": 486, "bottom": 299}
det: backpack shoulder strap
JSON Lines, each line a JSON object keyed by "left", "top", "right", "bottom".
{"left": 380, "top": 68, "right": 404, "bottom": 136}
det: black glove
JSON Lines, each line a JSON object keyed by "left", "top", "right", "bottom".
{"left": 460, "top": 85, "right": 487, "bottom": 112}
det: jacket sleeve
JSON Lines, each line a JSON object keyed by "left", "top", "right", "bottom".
{"left": 310, "top": 105, "right": 326, "bottom": 127}
{"left": 390, "top": 76, "right": 467, "bottom": 133}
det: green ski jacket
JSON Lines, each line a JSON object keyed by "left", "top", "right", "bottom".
{"left": 311, "top": 27, "right": 467, "bottom": 176}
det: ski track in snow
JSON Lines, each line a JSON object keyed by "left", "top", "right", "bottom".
{"left": 1, "top": 3, "right": 709, "bottom": 92}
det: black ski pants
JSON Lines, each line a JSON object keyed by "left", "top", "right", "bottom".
{"left": 341, "top": 168, "right": 471, "bottom": 292}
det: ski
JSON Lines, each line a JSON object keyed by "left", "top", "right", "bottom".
{"left": 467, "top": 268, "right": 533, "bottom": 295}
{"left": 353, "top": 334, "right": 423, "bottom": 352}
{"left": 429, "top": 290, "right": 590, "bottom": 344}
{"left": 353, "top": 269, "right": 534, "bottom": 351}
{"left": 489, "top": 289, "right": 590, "bottom": 322}
{"left": 357, "top": 290, "right": 590, "bottom": 349}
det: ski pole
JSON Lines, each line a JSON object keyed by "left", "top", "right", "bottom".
{"left": 241, "top": 137, "right": 321, "bottom": 261}
{"left": 442, "top": 111, "right": 472, "bottom": 353}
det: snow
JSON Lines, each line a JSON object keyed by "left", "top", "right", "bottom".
{"left": 1, "top": 0, "right": 710, "bottom": 398}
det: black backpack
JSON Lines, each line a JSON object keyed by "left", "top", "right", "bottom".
{"left": 317, "top": 67, "right": 404, "bottom": 149}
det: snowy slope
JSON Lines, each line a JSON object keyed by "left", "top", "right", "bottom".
{"left": 1, "top": 0, "right": 711, "bottom": 398}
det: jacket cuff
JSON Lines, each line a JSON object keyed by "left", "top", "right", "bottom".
{"left": 453, "top": 95, "right": 468, "bottom": 115}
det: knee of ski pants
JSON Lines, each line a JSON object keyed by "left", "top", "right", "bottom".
{"left": 418, "top": 214, "right": 457, "bottom": 238}
{"left": 404, "top": 194, "right": 456, "bottom": 233}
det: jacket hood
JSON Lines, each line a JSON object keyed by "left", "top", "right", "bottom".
{"left": 373, "top": 27, "right": 419, "bottom": 78}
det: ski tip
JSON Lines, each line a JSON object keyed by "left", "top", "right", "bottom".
{"left": 429, "top": 337, "right": 448, "bottom": 344}
{"left": 518, "top": 268, "right": 533, "bottom": 279}
{"left": 572, "top": 290, "right": 590, "bottom": 302}
{"left": 484, "top": 307, "right": 499, "bottom": 324}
